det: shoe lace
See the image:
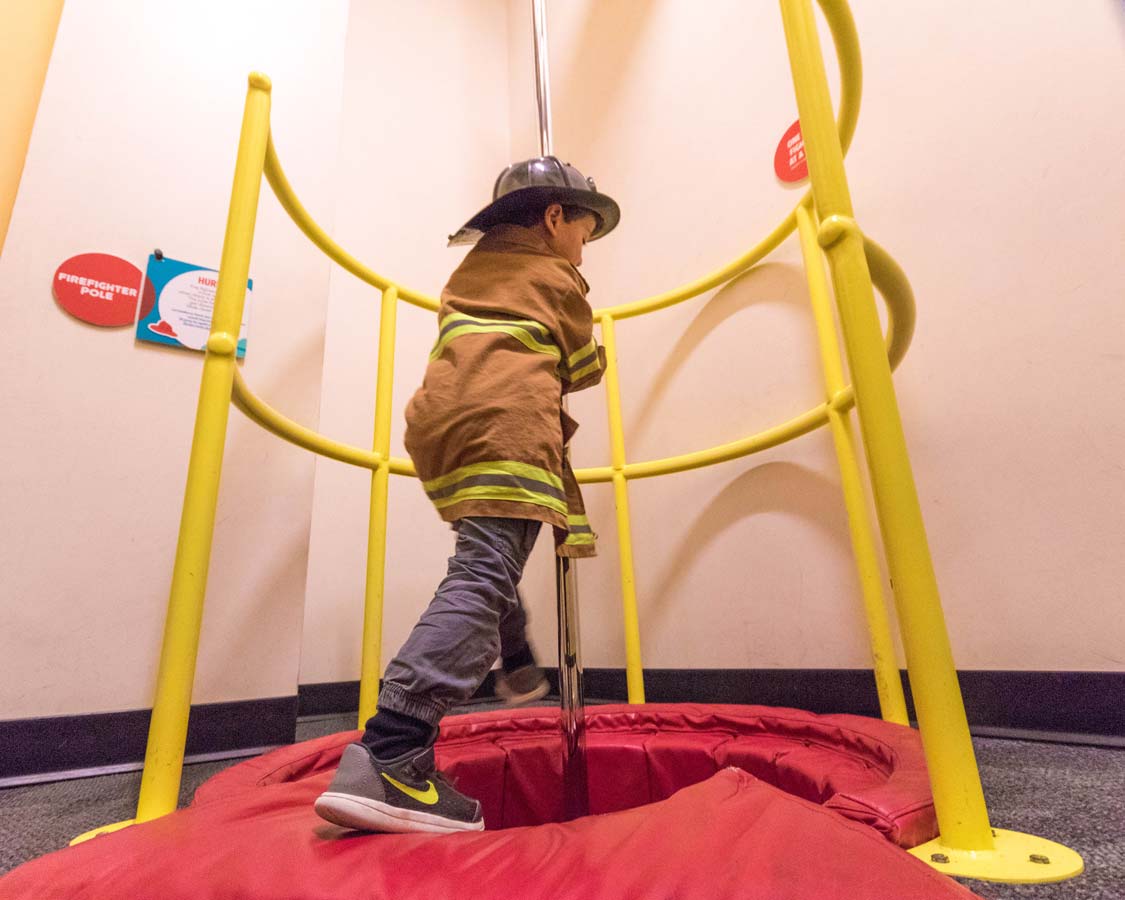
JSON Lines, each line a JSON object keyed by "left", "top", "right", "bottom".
{"left": 431, "top": 768, "right": 461, "bottom": 790}
{"left": 407, "top": 751, "right": 462, "bottom": 791}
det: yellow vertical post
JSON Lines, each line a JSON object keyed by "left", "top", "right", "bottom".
{"left": 796, "top": 202, "right": 908, "bottom": 725}
{"left": 779, "top": 0, "right": 992, "bottom": 849}
{"left": 134, "top": 74, "right": 273, "bottom": 823}
{"left": 779, "top": 0, "right": 1082, "bottom": 883}
{"left": 599, "top": 315, "right": 645, "bottom": 703}
{"left": 358, "top": 285, "right": 399, "bottom": 727}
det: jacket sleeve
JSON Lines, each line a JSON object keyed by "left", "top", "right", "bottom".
{"left": 525, "top": 256, "right": 607, "bottom": 394}
{"left": 562, "top": 344, "right": 606, "bottom": 394}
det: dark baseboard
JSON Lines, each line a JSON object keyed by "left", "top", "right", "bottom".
{"left": 301, "top": 669, "right": 1125, "bottom": 739}
{"left": 0, "top": 696, "right": 297, "bottom": 781}
{"left": 585, "top": 669, "right": 1125, "bottom": 738}
{"left": 948, "top": 670, "right": 1124, "bottom": 736}
{"left": 296, "top": 681, "right": 362, "bottom": 718}
{"left": 6, "top": 670, "right": 1119, "bottom": 781}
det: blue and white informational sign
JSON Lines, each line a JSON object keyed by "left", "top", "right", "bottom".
{"left": 136, "top": 254, "right": 252, "bottom": 358}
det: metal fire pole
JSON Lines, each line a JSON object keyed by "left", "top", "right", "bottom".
{"left": 531, "top": 0, "right": 589, "bottom": 821}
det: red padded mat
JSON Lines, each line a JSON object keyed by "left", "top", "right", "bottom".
{"left": 1, "top": 704, "right": 972, "bottom": 900}
{"left": 198, "top": 703, "right": 938, "bottom": 846}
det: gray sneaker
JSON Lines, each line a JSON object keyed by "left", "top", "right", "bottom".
{"left": 314, "top": 743, "right": 484, "bottom": 834}
{"left": 494, "top": 665, "right": 550, "bottom": 706}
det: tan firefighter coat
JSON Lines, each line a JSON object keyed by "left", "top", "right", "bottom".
{"left": 404, "top": 224, "right": 606, "bottom": 557}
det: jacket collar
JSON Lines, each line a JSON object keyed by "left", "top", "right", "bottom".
{"left": 475, "top": 224, "right": 591, "bottom": 294}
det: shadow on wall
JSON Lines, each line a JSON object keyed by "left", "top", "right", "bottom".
{"left": 647, "top": 460, "right": 855, "bottom": 624}
{"left": 628, "top": 261, "right": 813, "bottom": 449}
{"left": 553, "top": 1, "right": 661, "bottom": 150}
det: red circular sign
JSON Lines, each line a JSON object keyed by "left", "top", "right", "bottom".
{"left": 52, "top": 253, "right": 155, "bottom": 327}
{"left": 774, "top": 119, "right": 808, "bottom": 184}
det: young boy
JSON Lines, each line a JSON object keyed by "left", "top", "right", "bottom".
{"left": 314, "top": 157, "right": 620, "bottom": 835}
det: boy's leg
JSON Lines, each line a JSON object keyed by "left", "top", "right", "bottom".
{"left": 315, "top": 516, "right": 539, "bottom": 834}
{"left": 373, "top": 516, "right": 541, "bottom": 729}
{"left": 498, "top": 588, "right": 533, "bottom": 667}
{"left": 495, "top": 588, "right": 550, "bottom": 705}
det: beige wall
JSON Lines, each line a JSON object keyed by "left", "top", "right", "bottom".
{"left": 0, "top": 0, "right": 349, "bottom": 718}
{"left": 525, "top": 0, "right": 1125, "bottom": 671}
{"left": 3, "top": 1, "right": 1122, "bottom": 726}
{"left": 298, "top": 0, "right": 514, "bottom": 685}
{"left": 301, "top": 0, "right": 1125, "bottom": 685}
{"left": 844, "top": 2, "right": 1125, "bottom": 669}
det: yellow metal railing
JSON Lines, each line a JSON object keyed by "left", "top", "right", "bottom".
{"left": 73, "top": 0, "right": 1084, "bottom": 884}
{"left": 779, "top": 0, "right": 1081, "bottom": 882}
{"left": 797, "top": 202, "right": 908, "bottom": 726}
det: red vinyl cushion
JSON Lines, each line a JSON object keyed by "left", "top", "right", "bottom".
{"left": 198, "top": 703, "right": 938, "bottom": 847}
{"left": 0, "top": 704, "right": 967, "bottom": 900}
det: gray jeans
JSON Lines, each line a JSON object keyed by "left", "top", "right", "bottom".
{"left": 376, "top": 517, "right": 541, "bottom": 726}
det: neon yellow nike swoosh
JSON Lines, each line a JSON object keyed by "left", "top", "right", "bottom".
{"left": 381, "top": 772, "right": 439, "bottom": 805}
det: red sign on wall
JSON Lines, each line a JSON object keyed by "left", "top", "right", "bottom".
{"left": 52, "top": 253, "right": 155, "bottom": 327}
{"left": 774, "top": 119, "right": 808, "bottom": 184}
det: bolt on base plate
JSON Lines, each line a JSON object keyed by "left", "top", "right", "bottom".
{"left": 909, "top": 828, "right": 1084, "bottom": 884}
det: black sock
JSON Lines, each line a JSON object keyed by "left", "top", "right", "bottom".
{"left": 501, "top": 645, "right": 536, "bottom": 673}
{"left": 361, "top": 708, "right": 434, "bottom": 761}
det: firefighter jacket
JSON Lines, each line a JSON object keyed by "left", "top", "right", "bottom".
{"left": 404, "top": 224, "right": 606, "bottom": 557}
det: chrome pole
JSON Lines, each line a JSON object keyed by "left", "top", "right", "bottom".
{"left": 531, "top": 0, "right": 587, "bottom": 820}
{"left": 556, "top": 553, "right": 588, "bottom": 820}
{"left": 532, "top": 0, "right": 554, "bottom": 157}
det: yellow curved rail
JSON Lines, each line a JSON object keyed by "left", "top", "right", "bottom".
{"left": 586, "top": 236, "right": 914, "bottom": 483}
{"left": 231, "top": 368, "right": 415, "bottom": 474}
{"left": 227, "top": 225, "right": 914, "bottom": 485}
{"left": 228, "top": 234, "right": 912, "bottom": 485}
{"left": 263, "top": 137, "right": 439, "bottom": 312}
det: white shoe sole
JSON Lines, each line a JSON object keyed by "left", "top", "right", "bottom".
{"left": 495, "top": 678, "right": 550, "bottom": 707}
{"left": 314, "top": 792, "right": 485, "bottom": 835}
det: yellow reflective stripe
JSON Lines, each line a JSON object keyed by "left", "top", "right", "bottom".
{"left": 567, "top": 338, "right": 597, "bottom": 369}
{"left": 422, "top": 460, "right": 564, "bottom": 494}
{"left": 565, "top": 513, "right": 594, "bottom": 545}
{"left": 431, "top": 484, "right": 568, "bottom": 516}
{"left": 568, "top": 357, "right": 602, "bottom": 383}
{"left": 430, "top": 314, "right": 560, "bottom": 362}
{"left": 441, "top": 312, "right": 547, "bottom": 333}
{"left": 430, "top": 325, "right": 561, "bottom": 361}
{"left": 562, "top": 339, "right": 601, "bottom": 383}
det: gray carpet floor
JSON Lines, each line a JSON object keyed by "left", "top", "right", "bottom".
{"left": 1, "top": 705, "right": 1121, "bottom": 899}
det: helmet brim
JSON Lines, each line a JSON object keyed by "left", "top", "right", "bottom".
{"left": 448, "top": 185, "right": 620, "bottom": 247}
